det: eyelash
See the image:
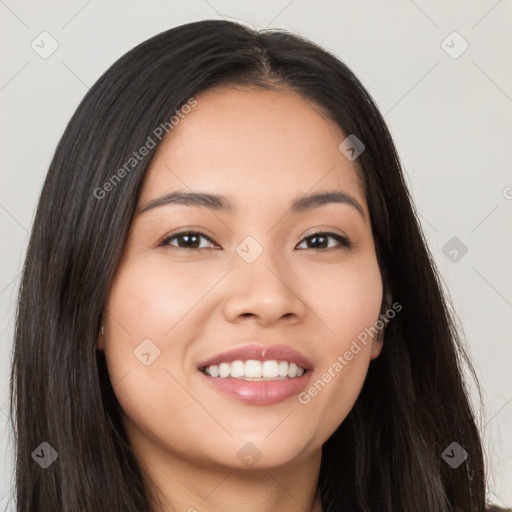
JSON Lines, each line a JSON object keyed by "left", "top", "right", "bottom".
{"left": 160, "top": 230, "right": 352, "bottom": 251}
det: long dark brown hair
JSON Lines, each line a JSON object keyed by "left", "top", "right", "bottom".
{"left": 9, "top": 19, "right": 489, "bottom": 511}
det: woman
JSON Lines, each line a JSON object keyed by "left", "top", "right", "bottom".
{"left": 9, "top": 19, "right": 494, "bottom": 511}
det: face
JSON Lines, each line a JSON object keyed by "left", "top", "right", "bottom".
{"left": 100, "top": 85, "right": 384, "bottom": 473}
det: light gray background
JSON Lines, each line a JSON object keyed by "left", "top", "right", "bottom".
{"left": 1, "top": 0, "right": 511, "bottom": 508}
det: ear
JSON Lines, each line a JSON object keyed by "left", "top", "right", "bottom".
{"left": 97, "top": 324, "right": 105, "bottom": 351}
{"left": 382, "top": 291, "right": 393, "bottom": 312}
{"left": 370, "top": 335, "right": 384, "bottom": 360}
{"left": 370, "top": 291, "right": 393, "bottom": 360}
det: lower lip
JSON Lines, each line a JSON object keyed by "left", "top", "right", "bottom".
{"left": 199, "top": 371, "right": 312, "bottom": 405}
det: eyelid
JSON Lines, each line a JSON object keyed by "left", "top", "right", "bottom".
{"left": 301, "top": 225, "right": 348, "bottom": 240}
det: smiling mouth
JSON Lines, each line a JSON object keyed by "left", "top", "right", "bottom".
{"left": 196, "top": 344, "right": 313, "bottom": 404}
{"left": 199, "top": 359, "right": 307, "bottom": 381}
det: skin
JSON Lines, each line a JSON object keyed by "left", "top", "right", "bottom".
{"left": 99, "top": 85, "right": 385, "bottom": 512}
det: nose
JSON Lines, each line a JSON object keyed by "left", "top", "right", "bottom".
{"left": 222, "top": 248, "right": 308, "bottom": 327}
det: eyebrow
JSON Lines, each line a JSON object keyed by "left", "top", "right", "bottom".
{"left": 138, "top": 189, "right": 366, "bottom": 221}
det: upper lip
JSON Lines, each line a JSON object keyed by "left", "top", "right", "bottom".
{"left": 197, "top": 344, "right": 314, "bottom": 371}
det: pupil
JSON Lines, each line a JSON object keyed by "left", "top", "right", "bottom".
{"left": 180, "top": 234, "right": 199, "bottom": 248}
{"left": 310, "top": 235, "right": 326, "bottom": 248}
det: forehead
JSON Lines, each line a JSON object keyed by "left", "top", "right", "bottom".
{"left": 139, "top": 85, "right": 366, "bottom": 214}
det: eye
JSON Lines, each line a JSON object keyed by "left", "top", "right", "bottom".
{"left": 160, "top": 230, "right": 218, "bottom": 250}
{"left": 296, "top": 231, "right": 352, "bottom": 250}
{"left": 160, "top": 230, "right": 352, "bottom": 251}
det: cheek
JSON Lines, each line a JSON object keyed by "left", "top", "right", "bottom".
{"left": 101, "top": 261, "right": 211, "bottom": 457}
{"left": 296, "top": 256, "right": 383, "bottom": 429}
{"left": 101, "top": 260, "right": 200, "bottom": 398}
{"left": 302, "top": 254, "right": 383, "bottom": 343}
{"left": 105, "top": 258, "right": 219, "bottom": 340}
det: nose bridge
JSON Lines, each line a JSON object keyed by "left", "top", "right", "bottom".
{"left": 222, "top": 234, "right": 306, "bottom": 323}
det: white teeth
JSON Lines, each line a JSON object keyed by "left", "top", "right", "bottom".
{"left": 230, "top": 360, "right": 245, "bottom": 378}
{"left": 287, "top": 362, "right": 298, "bottom": 378}
{"left": 219, "top": 362, "right": 230, "bottom": 378}
{"left": 244, "top": 360, "right": 261, "bottom": 378}
{"left": 201, "top": 359, "right": 307, "bottom": 380}
{"left": 278, "top": 361, "right": 289, "bottom": 377}
{"left": 262, "top": 360, "right": 279, "bottom": 378}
